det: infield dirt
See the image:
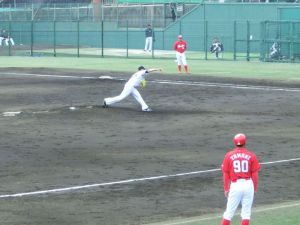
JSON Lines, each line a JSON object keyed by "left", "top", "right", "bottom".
{"left": 0, "top": 68, "right": 299, "bottom": 225}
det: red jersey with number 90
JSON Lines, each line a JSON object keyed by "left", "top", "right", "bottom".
{"left": 174, "top": 40, "right": 187, "bottom": 53}
{"left": 221, "top": 147, "right": 260, "bottom": 182}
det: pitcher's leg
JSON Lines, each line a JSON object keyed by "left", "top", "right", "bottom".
{"left": 131, "top": 88, "right": 148, "bottom": 110}
{"left": 104, "top": 85, "right": 132, "bottom": 106}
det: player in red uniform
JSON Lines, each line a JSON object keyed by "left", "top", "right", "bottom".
{"left": 221, "top": 133, "right": 261, "bottom": 225}
{"left": 173, "top": 34, "right": 189, "bottom": 74}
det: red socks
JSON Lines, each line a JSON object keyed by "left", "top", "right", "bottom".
{"left": 221, "top": 218, "right": 231, "bottom": 225}
{"left": 178, "top": 65, "right": 189, "bottom": 74}
{"left": 241, "top": 219, "right": 250, "bottom": 225}
{"left": 184, "top": 65, "right": 189, "bottom": 73}
{"left": 221, "top": 218, "right": 249, "bottom": 225}
{"left": 177, "top": 65, "right": 182, "bottom": 72}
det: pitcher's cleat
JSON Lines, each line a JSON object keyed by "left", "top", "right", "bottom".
{"left": 142, "top": 107, "right": 152, "bottom": 112}
{"left": 103, "top": 100, "right": 108, "bottom": 108}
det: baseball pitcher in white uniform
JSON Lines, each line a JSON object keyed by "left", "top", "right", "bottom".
{"left": 103, "top": 66, "right": 161, "bottom": 112}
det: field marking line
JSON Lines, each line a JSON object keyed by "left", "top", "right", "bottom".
{"left": 2, "top": 72, "right": 300, "bottom": 92}
{"left": 154, "top": 80, "right": 300, "bottom": 92}
{"left": 151, "top": 202, "right": 300, "bottom": 225}
{"left": 0, "top": 158, "right": 299, "bottom": 199}
{"left": 0, "top": 72, "right": 97, "bottom": 80}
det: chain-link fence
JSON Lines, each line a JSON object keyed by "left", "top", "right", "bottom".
{"left": 1, "top": 2, "right": 299, "bottom": 62}
{"left": 260, "top": 20, "right": 300, "bottom": 62}
{"left": 0, "top": 19, "right": 270, "bottom": 61}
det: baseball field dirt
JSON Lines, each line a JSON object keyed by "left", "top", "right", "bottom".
{"left": 0, "top": 68, "right": 299, "bottom": 225}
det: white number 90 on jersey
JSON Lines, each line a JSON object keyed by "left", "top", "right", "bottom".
{"left": 233, "top": 160, "right": 249, "bottom": 173}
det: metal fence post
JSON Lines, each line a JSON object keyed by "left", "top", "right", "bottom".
{"left": 101, "top": 20, "right": 104, "bottom": 57}
{"left": 162, "top": 31, "right": 165, "bottom": 50}
{"left": 163, "top": 3, "right": 166, "bottom": 28}
{"left": 126, "top": 20, "right": 128, "bottom": 58}
{"left": 289, "top": 21, "right": 294, "bottom": 61}
{"left": 204, "top": 20, "right": 208, "bottom": 60}
{"left": 152, "top": 20, "right": 154, "bottom": 59}
{"left": 246, "top": 20, "right": 250, "bottom": 61}
{"left": 77, "top": 20, "right": 80, "bottom": 57}
{"left": 30, "top": 20, "right": 33, "bottom": 57}
{"left": 259, "top": 21, "right": 265, "bottom": 61}
{"left": 53, "top": 20, "right": 56, "bottom": 57}
{"left": 233, "top": 20, "right": 236, "bottom": 60}
{"left": 8, "top": 20, "right": 11, "bottom": 56}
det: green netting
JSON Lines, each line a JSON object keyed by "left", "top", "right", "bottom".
{"left": 261, "top": 20, "right": 300, "bottom": 62}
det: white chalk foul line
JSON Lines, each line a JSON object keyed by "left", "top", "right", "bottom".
{"left": 0, "top": 72, "right": 97, "bottom": 80}
{"left": 2, "top": 72, "right": 300, "bottom": 92}
{"left": 0, "top": 158, "right": 299, "bottom": 199}
{"left": 154, "top": 80, "right": 300, "bottom": 92}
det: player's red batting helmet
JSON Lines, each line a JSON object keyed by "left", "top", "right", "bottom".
{"left": 233, "top": 133, "right": 246, "bottom": 146}
{"left": 178, "top": 34, "right": 183, "bottom": 39}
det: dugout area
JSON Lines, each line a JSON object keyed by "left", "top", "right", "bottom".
{"left": 0, "top": 68, "right": 299, "bottom": 224}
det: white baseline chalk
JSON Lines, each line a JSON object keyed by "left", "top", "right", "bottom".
{"left": 1, "top": 72, "right": 300, "bottom": 92}
{"left": 0, "top": 158, "right": 299, "bottom": 198}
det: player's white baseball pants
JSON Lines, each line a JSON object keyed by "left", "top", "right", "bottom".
{"left": 144, "top": 37, "right": 153, "bottom": 51}
{"left": 5, "top": 38, "right": 15, "bottom": 46}
{"left": 0, "top": 37, "right": 4, "bottom": 46}
{"left": 223, "top": 179, "right": 254, "bottom": 221}
{"left": 176, "top": 52, "right": 187, "bottom": 66}
{"left": 104, "top": 83, "right": 149, "bottom": 110}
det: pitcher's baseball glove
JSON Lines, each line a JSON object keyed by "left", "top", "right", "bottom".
{"left": 140, "top": 79, "right": 146, "bottom": 88}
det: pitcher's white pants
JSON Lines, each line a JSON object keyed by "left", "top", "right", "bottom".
{"left": 223, "top": 179, "right": 254, "bottom": 221}
{"left": 104, "top": 83, "right": 148, "bottom": 110}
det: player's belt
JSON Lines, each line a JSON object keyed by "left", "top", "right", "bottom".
{"left": 231, "top": 178, "right": 251, "bottom": 183}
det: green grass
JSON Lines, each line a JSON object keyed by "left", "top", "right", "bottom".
{"left": 1, "top": 56, "right": 300, "bottom": 81}
{"left": 147, "top": 201, "right": 300, "bottom": 225}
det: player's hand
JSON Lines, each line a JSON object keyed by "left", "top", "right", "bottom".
{"left": 224, "top": 191, "right": 229, "bottom": 198}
